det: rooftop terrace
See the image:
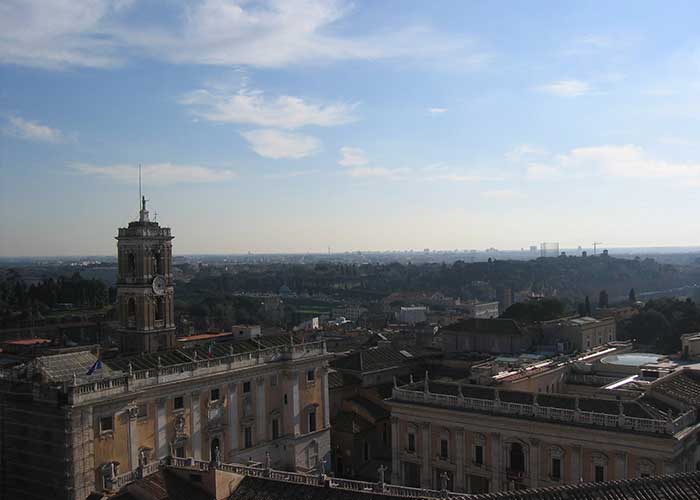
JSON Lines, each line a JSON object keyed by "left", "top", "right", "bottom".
{"left": 389, "top": 375, "right": 697, "bottom": 436}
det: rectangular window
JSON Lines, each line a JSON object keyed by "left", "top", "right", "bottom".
{"left": 173, "top": 396, "right": 184, "bottom": 411}
{"left": 407, "top": 433, "right": 416, "bottom": 452}
{"left": 99, "top": 416, "right": 113, "bottom": 433}
{"left": 307, "top": 369, "right": 316, "bottom": 382}
{"left": 210, "top": 388, "right": 220, "bottom": 401}
{"left": 284, "top": 394, "right": 288, "bottom": 405}
{"left": 136, "top": 404, "right": 148, "bottom": 418}
{"left": 440, "top": 439, "right": 448, "bottom": 459}
{"left": 474, "top": 445, "right": 484, "bottom": 465}
{"left": 175, "top": 446, "right": 185, "bottom": 458}
{"left": 270, "top": 374, "right": 278, "bottom": 387}
{"left": 308, "top": 410, "right": 317, "bottom": 433}
{"left": 272, "top": 418, "right": 280, "bottom": 440}
{"left": 244, "top": 427, "right": 253, "bottom": 448}
{"left": 551, "top": 458, "right": 561, "bottom": 480}
{"left": 243, "top": 381, "right": 251, "bottom": 393}
{"left": 595, "top": 465, "right": 605, "bottom": 482}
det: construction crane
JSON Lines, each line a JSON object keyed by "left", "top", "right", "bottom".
{"left": 593, "top": 242, "right": 602, "bottom": 255}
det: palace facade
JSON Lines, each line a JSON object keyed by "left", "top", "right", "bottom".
{"left": 0, "top": 202, "right": 332, "bottom": 500}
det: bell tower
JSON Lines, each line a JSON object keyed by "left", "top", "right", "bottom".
{"left": 116, "top": 196, "right": 176, "bottom": 354}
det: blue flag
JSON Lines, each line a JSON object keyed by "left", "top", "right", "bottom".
{"left": 86, "top": 358, "right": 103, "bottom": 375}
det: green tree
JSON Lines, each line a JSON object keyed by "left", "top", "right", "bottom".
{"left": 629, "top": 288, "right": 637, "bottom": 303}
{"left": 502, "top": 298, "right": 567, "bottom": 323}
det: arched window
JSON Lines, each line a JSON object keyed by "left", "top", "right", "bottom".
{"left": 153, "top": 249, "right": 163, "bottom": 275}
{"left": 127, "top": 298, "right": 136, "bottom": 328}
{"left": 155, "top": 297, "right": 165, "bottom": 322}
{"left": 127, "top": 253, "right": 136, "bottom": 276}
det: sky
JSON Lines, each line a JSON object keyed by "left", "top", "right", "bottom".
{"left": 1, "top": 0, "right": 700, "bottom": 256}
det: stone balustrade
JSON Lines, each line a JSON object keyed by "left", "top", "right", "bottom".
{"left": 392, "top": 386, "right": 695, "bottom": 436}
{"left": 63, "top": 341, "right": 327, "bottom": 404}
{"left": 166, "top": 457, "right": 464, "bottom": 499}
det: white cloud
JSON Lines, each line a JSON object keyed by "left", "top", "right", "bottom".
{"left": 538, "top": 79, "right": 592, "bottom": 97}
{"left": 240, "top": 129, "right": 321, "bottom": 159}
{"left": 72, "top": 162, "right": 236, "bottom": 184}
{"left": 180, "top": 87, "right": 357, "bottom": 129}
{"left": 4, "top": 115, "right": 65, "bottom": 143}
{"left": 428, "top": 108, "right": 448, "bottom": 114}
{"left": 1, "top": 0, "right": 487, "bottom": 70}
{"left": 563, "top": 145, "right": 700, "bottom": 180}
{"left": 516, "top": 144, "right": 700, "bottom": 184}
{"left": 338, "top": 147, "right": 368, "bottom": 166}
{"left": 0, "top": 0, "right": 130, "bottom": 69}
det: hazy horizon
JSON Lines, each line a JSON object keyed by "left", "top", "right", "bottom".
{"left": 3, "top": 1, "right": 700, "bottom": 257}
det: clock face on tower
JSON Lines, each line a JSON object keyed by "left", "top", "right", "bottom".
{"left": 152, "top": 275, "right": 166, "bottom": 295}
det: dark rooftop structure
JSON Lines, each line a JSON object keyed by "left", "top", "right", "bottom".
{"left": 332, "top": 345, "right": 440, "bottom": 374}
{"left": 441, "top": 318, "right": 525, "bottom": 336}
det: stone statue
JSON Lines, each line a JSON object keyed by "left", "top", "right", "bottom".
{"left": 213, "top": 446, "right": 221, "bottom": 467}
{"left": 377, "top": 464, "right": 386, "bottom": 484}
{"left": 440, "top": 471, "right": 449, "bottom": 492}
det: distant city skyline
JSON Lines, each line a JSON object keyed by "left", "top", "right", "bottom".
{"left": 3, "top": 1, "right": 700, "bottom": 256}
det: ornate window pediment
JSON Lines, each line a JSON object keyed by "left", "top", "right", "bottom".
{"left": 549, "top": 445, "right": 565, "bottom": 459}
{"left": 592, "top": 452, "right": 609, "bottom": 466}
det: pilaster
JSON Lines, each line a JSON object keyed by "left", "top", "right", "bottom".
{"left": 391, "top": 417, "right": 400, "bottom": 484}
{"left": 228, "top": 383, "right": 239, "bottom": 451}
{"left": 529, "top": 438, "right": 539, "bottom": 488}
{"left": 321, "top": 366, "right": 330, "bottom": 428}
{"left": 420, "top": 422, "right": 432, "bottom": 488}
{"left": 127, "top": 407, "right": 139, "bottom": 471}
{"left": 490, "top": 432, "right": 501, "bottom": 491}
{"left": 256, "top": 377, "right": 266, "bottom": 441}
{"left": 191, "top": 392, "right": 201, "bottom": 460}
{"left": 455, "top": 429, "right": 465, "bottom": 492}
{"left": 156, "top": 398, "right": 167, "bottom": 459}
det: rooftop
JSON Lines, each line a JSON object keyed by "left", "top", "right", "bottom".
{"left": 332, "top": 346, "right": 439, "bottom": 374}
{"left": 440, "top": 318, "right": 525, "bottom": 336}
{"left": 389, "top": 374, "right": 697, "bottom": 436}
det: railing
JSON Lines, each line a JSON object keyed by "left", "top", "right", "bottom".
{"left": 105, "top": 455, "right": 481, "bottom": 500}
{"left": 63, "top": 341, "right": 327, "bottom": 404}
{"left": 392, "top": 387, "right": 695, "bottom": 435}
